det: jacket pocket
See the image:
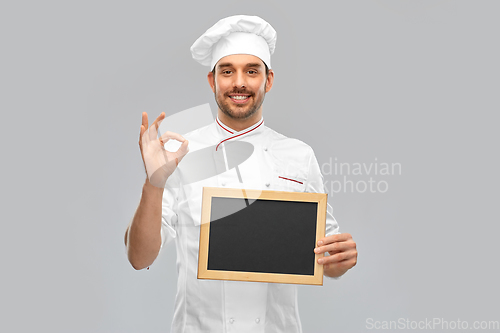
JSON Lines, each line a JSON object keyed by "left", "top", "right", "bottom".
{"left": 274, "top": 172, "right": 306, "bottom": 192}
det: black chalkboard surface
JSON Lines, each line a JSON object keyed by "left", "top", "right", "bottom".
{"left": 198, "top": 187, "right": 327, "bottom": 285}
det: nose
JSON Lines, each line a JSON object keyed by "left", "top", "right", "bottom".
{"left": 233, "top": 71, "right": 247, "bottom": 89}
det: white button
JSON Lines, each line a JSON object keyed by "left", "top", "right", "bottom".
{"left": 255, "top": 318, "right": 260, "bottom": 323}
{"left": 265, "top": 182, "right": 270, "bottom": 187}
{"left": 221, "top": 182, "right": 226, "bottom": 186}
{"left": 263, "top": 147, "right": 268, "bottom": 151}
{"left": 229, "top": 318, "right": 235, "bottom": 324}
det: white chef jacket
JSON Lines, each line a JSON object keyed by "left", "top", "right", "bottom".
{"left": 157, "top": 117, "right": 339, "bottom": 333}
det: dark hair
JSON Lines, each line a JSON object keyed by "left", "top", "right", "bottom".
{"left": 212, "top": 63, "right": 270, "bottom": 78}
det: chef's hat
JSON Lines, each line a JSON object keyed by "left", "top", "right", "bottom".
{"left": 190, "top": 15, "right": 277, "bottom": 70}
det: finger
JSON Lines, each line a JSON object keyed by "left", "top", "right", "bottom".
{"left": 151, "top": 112, "right": 165, "bottom": 131}
{"left": 149, "top": 112, "right": 165, "bottom": 141}
{"left": 141, "top": 127, "right": 151, "bottom": 151}
{"left": 322, "top": 258, "right": 357, "bottom": 271}
{"left": 318, "top": 249, "right": 357, "bottom": 265}
{"left": 140, "top": 113, "right": 151, "bottom": 147}
{"left": 317, "top": 233, "right": 352, "bottom": 246}
{"left": 159, "top": 130, "right": 187, "bottom": 144}
{"left": 175, "top": 140, "right": 189, "bottom": 164}
{"left": 314, "top": 240, "right": 353, "bottom": 254}
{"left": 139, "top": 124, "right": 146, "bottom": 147}
{"left": 139, "top": 112, "right": 148, "bottom": 144}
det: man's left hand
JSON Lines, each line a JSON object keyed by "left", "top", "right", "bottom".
{"left": 314, "top": 233, "right": 357, "bottom": 278}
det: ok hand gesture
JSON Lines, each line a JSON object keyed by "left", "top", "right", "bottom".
{"left": 139, "top": 112, "right": 189, "bottom": 188}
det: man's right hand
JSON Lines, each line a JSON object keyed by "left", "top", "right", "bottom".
{"left": 139, "top": 112, "right": 189, "bottom": 188}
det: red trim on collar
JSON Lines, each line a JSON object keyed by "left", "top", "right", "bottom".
{"left": 216, "top": 118, "right": 234, "bottom": 134}
{"left": 278, "top": 176, "right": 304, "bottom": 185}
{"left": 215, "top": 119, "right": 264, "bottom": 151}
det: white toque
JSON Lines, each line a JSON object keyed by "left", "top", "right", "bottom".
{"left": 190, "top": 15, "right": 277, "bottom": 70}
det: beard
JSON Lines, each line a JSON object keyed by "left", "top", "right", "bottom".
{"left": 214, "top": 84, "right": 266, "bottom": 120}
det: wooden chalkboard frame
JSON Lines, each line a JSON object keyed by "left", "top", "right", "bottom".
{"left": 198, "top": 187, "right": 327, "bottom": 285}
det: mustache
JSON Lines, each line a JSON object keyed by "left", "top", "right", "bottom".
{"left": 226, "top": 89, "right": 253, "bottom": 95}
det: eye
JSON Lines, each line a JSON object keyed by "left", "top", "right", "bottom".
{"left": 222, "top": 70, "right": 232, "bottom": 75}
{"left": 248, "top": 70, "right": 258, "bottom": 74}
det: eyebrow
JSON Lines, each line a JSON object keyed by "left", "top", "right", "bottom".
{"left": 216, "top": 62, "right": 264, "bottom": 70}
{"left": 245, "top": 63, "right": 263, "bottom": 68}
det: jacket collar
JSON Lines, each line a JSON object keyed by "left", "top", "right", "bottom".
{"left": 215, "top": 116, "right": 265, "bottom": 150}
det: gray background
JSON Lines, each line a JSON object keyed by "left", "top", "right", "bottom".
{"left": 1, "top": 1, "right": 498, "bottom": 332}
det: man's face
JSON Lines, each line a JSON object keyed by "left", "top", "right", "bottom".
{"left": 208, "top": 54, "right": 273, "bottom": 120}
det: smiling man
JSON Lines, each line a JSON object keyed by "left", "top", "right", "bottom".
{"left": 125, "top": 15, "right": 357, "bottom": 333}
{"left": 209, "top": 55, "right": 272, "bottom": 130}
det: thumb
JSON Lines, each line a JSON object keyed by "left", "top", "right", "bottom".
{"left": 175, "top": 140, "right": 189, "bottom": 164}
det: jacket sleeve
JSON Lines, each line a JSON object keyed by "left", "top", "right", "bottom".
{"left": 305, "top": 149, "right": 340, "bottom": 237}
{"left": 159, "top": 172, "right": 181, "bottom": 253}
{"left": 305, "top": 149, "right": 342, "bottom": 280}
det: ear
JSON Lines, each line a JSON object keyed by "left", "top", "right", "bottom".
{"left": 207, "top": 71, "right": 216, "bottom": 93}
{"left": 265, "top": 69, "right": 274, "bottom": 93}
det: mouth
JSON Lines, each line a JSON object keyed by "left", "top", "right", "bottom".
{"left": 228, "top": 94, "right": 251, "bottom": 104}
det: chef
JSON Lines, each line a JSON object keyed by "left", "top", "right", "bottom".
{"left": 125, "top": 15, "right": 357, "bottom": 333}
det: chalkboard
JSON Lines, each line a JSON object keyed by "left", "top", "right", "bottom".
{"left": 198, "top": 187, "right": 327, "bottom": 285}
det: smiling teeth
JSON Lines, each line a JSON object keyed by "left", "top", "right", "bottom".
{"left": 231, "top": 96, "right": 249, "bottom": 100}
